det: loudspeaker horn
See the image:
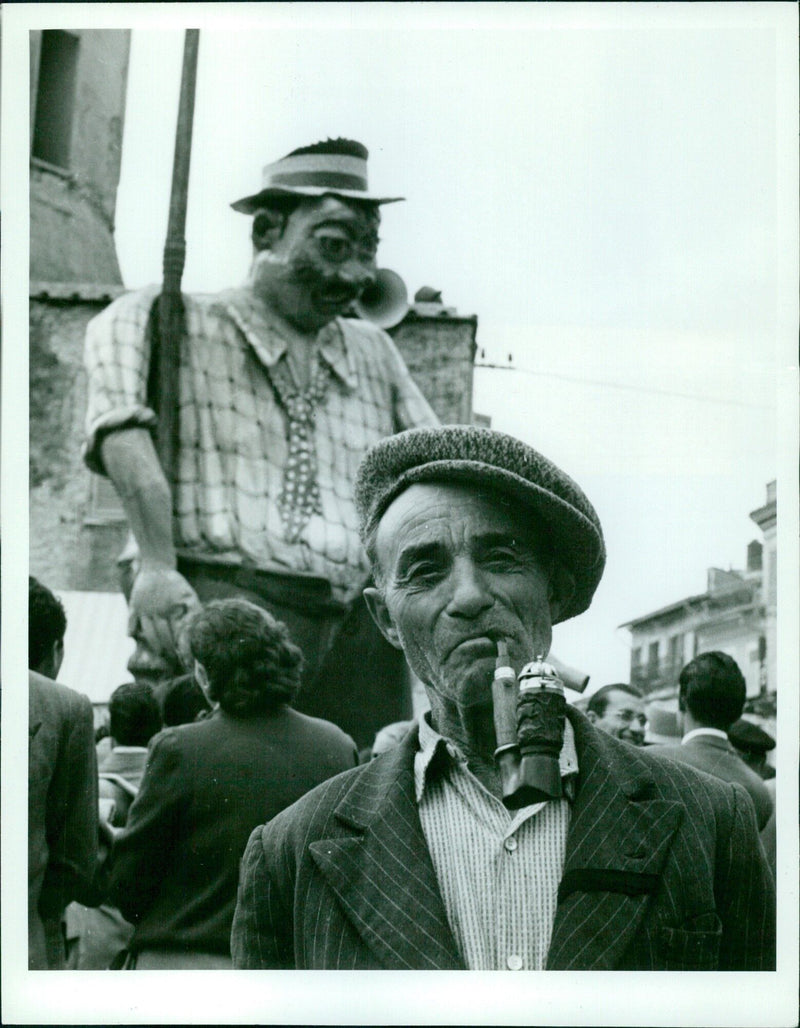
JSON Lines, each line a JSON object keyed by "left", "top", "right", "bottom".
{"left": 353, "top": 268, "right": 409, "bottom": 329}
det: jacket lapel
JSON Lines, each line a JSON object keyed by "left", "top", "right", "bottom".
{"left": 309, "top": 731, "right": 464, "bottom": 969}
{"left": 546, "top": 709, "right": 684, "bottom": 970}
{"left": 309, "top": 710, "right": 685, "bottom": 970}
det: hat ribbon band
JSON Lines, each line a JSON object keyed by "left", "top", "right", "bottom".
{"left": 268, "top": 169, "right": 368, "bottom": 191}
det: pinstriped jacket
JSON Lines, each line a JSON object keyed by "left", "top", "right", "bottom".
{"left": 231, "top": 706, "right": 775, "bottom": 970}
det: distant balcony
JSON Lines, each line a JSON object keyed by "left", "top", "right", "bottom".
{"left": 631, "top": 654, "right": 684, "bottom": 695}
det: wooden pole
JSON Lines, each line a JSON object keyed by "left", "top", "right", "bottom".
{"left": 156, "top": 28, "right": 200, "bottom": 483}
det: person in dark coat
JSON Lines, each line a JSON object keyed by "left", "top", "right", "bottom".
{"left": 231, "top": 426, "right": 775, "bottom": 971}
{"left": 160, "top": 672, "right": 212, "bottom": 726}
{"left": 108, "top": 599, "right": 358, "bottom": 968}
{"left": 654, "top": 651, "right": 774, "bottom": 831}
{"left": 28, "top": 578, "right": 100, "bottom": 969}
{"left": 29, "top": 671, "right": 100, "bottom": 969}
{"left": 727, "top": 717, "right": 777, "bottom": 782}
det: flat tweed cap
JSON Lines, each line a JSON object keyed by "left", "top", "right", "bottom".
{"left": 355, "top": 425, "right": 606, "bottom": 624}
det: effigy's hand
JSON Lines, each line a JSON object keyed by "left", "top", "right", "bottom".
{"left": 128, "top": 566, "right": 201, "bottom": 668}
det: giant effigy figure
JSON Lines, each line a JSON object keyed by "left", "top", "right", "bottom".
{"left": 83, "top": 139, "right": 438, "bottom": 747}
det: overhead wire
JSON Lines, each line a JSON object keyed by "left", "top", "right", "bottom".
{"left": 473, "top": 361, "right": 771, "bottom": 410}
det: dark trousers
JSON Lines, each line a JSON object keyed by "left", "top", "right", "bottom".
{"left": 176, "top": 555, "right": 410, "bottom": 751}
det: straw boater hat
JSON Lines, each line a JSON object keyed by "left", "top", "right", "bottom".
{"left": 354, "top": 425, "right": 606, "bottom": 625}
{"left": 231, "top": 138, "right": 403, "bottom": 213}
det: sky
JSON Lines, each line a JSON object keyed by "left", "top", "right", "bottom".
{"left": 2, "top": 4, "right": 799, "bottom": 1024}
{"left": 106, "top": 4, "right": 796, "bottom": 688}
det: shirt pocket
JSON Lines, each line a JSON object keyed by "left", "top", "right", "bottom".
{"left": 653, "top": 911, "right": 722, "bottom": 970}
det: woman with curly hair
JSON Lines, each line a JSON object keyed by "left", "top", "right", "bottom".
{"left": 108, "top": 599, "right": 358, "bottom": 969}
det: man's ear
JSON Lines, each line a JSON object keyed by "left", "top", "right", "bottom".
{"left": 548, "top": 564, "right": 576, "bottom": 623}
{"left": 363, "top": 587, "right": 403, "bottom": 650}
{"left": 252, "top": 208, "right": 285, "bottom": 252}
{"left": 51, "top": 638, "right": 65, "bottom": 679}
{"left": 194, "top": 660, "right": 212, "bottom": 700}
{"left": 585, "top": 709, "right": 598, "bottom": 726}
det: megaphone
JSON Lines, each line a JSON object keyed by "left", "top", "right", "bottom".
{"left": 353, "top": 268, "right": 409, "bottom": 329}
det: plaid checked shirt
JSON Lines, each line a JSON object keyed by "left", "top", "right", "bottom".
{"left": 84, "top": 285, "right": 437, "bottom": 602}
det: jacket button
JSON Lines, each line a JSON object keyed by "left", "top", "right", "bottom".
{"left": 506, "top": 954, "right": 523, "bottom": 970}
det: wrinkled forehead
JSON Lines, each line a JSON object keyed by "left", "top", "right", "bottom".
{"left": 376, "top": 480, "right": 538, "bottom": 555}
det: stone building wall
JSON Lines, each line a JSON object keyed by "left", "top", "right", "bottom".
{"left": 29, "top": 28, "right": 132, "bottom": 591}
{"left": 29, "top": 295, "right": 127, "bottom": 591}
{"left": 390, "top": 310, "right": 478, "bottom": 424}
{"left": 30, "top": 29, "right": 130, "bottom": 284}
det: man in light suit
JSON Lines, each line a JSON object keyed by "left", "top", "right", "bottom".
{"left": 655, "top": 651, "right": 774, "bottom": 831}
{"left": 232, "top": 426, "right": 775, "bottom": 970}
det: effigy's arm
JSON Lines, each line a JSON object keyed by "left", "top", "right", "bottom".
{"left": 101, "top": 428, "right": 175, "bottom": 568}
{"left": 101, "top": 428, "right": 199, "bottom": 666}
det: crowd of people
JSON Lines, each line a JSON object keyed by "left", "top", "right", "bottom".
{"left": 28, "top": 137, "right": 776, "bottom": 973}
{"left": 28, "top": 426, "right": 777, "bottom": 972}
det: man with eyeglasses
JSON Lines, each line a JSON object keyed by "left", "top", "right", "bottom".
{"left": 585, "top": 683, "right": 647, "bottom": 747}
{"left": 83, "top": 138, "right": 436, "bottom": 748}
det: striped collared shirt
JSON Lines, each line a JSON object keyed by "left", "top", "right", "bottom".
{"left": 83, "top": 285, "right": 437, "bottom": 602}
{"left": 415, "top": 714, "right": 578, "bottom": 970}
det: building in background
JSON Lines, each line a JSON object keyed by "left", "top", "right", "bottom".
{"left": 28, "top": 29, "right": 480, "bottom": 715}
{"left": 390, "top": 288, "right": 478, "bottom": 426}
{"left": 30, "top": 28, "right": 131, "bottom": 597}
{"left": 748, "top": 479, "right": 777, "bottom": 710}
{"left": 30, "top": 29, "right": 130, "bottom": 286}
{"left": 621, "top": 481, "right": 777, "bottom": 722}
{"left": 30, "top": 29, "right": 131, "bottom": 716}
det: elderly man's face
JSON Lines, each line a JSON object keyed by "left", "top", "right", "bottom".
{"left": 364, "top": 482, "right": 555, "bottom": 714}
{"left": 253, "top": 195, "right": 379, "bottom": 332}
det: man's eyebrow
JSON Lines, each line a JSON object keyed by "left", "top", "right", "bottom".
{"left": 313, "top": 213, "right": 374, "bottom": 230}
{"left": 313, "top": 214, "right": 379, "bottom": 240}
{"left": 312, "top": 217, "right": 353, "bottom": 231}
{"left": 394, "top": 542, "right": 444, "bottom": 575}
{"left": 473, "top": 531, "right": 524, "bottom": 549}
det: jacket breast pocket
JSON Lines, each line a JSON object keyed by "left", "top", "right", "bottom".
{"left": 653, "top": 912, "right": 722, "bottom": 970}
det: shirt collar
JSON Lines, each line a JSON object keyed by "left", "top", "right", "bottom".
{"left": 415, "top": 710, "right": 579, "bottom": 804}
{"left": 219, "top": 287, "right": 357, "bottom": 389}
{"left": 682, "top": 727, "right": 729, "bottom": 744}
{"left": 109, "top": 745, "right": 148, "bottom": 754}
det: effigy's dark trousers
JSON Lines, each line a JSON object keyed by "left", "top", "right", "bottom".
{"left": 176, "top": 555, "right": 410, "bottom": 751}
